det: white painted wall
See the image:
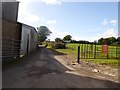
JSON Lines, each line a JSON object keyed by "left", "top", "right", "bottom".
{"left": 20, "top": 24, "right": 38, "bottom": 55}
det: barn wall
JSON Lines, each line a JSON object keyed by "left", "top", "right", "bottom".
{"left": 2, "top": 2, "right": 19, "bottom": 22}
{"left": 2, "top": 20, "right": 21, "bottom": 39}
{"left": 2, "top": 20, "right": 21, "bottom": 60}
{"left": 0, "top": 2, "right": 2, "bottom": 62}
{"left": 20, "top": 24, "right": 38, "bottom": 55}
{"left": 20, "top": 24, "right": 30, "bottom": 55}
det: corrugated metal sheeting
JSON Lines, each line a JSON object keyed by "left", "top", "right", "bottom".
{"left": 0, "top": 2, "right": 2, "bottom": 19}
{"left": 2, "top": 2, "right": 19, "bottom": 22}
{"left": 1, "top": 1, "right": 38, "bottom": 60}
{"left": 20, "top": 23, "right": 38, "bottom": 55}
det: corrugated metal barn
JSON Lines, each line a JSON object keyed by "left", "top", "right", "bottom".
{"left": 20, "top": 23, "right": 38, "bottom": 55}
{"left": 2, "top": 1, "right": 21, "bottom": 60}
{"left": 1, "top": 1, "right": 38, "bottom": 60}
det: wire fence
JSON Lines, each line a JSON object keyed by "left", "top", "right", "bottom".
{"left": 66, "top": 43, "right": 120, "bottom": 60}
{"left": 2, "top": 38, "right": 21, "bottom": 60}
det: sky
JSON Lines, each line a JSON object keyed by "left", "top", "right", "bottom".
{"left": 17, "top": 0, "right": 118, "bottom": 42}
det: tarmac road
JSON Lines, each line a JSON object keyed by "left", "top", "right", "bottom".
{"left": 2, "top": 47, "right": 120, "bottom": 88}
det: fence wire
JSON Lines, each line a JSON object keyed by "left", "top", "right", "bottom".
{"left": 66, "top": 43, "right": 120, "bottom": 60}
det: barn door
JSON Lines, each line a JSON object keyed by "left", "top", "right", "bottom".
{"left": 26, "top": 35, "right": 29, "bottom": 54}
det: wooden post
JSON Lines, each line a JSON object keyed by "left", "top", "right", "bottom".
{"left": 78, "top": 46, "right": 80, "bottom": 63}
{"left": 116, "top": 45, "right": 117, "bottom": 59}
{"left": 107, "top": 53, "right": 108, "bottom": 59}
{"left": 94, "top": 43, "right": 96, "bottom": 59}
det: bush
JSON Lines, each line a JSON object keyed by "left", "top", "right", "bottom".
{"left": 48, "top": 43, "right": 55, "bottom": 49}
{"left": 54, "top": 43, "right": 66, "bottom": 49}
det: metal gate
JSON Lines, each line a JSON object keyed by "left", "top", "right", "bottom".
{"left": 2, "top": 38, "right": 21, "bottom": 60}
{"left": 79, "top": 43, "right": 120, "bottom": 59}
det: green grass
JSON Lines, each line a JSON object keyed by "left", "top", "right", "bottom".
{"left": 66, "top": 43, "right": 120, "bottom": 59}
{"left": 45, "top": 42, "right": 119, "bottom": 67}
{"left": 55, "top": 43, "right": 120, "bottom": 68}
{"left": 56, "top": 48, "right": 119, "bottom": 67}
{"left": 46, "top": 43, "right": 119, "bottom": 59}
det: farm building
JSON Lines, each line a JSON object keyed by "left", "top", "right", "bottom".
{"left": 2, "top": 1, "right": 19, "bottom": 22}
{"left": 1, "top": 1, "right": 21, "bottom": 60}
{"left": 1, "top": 1, "right": 38, "bottom": 60}
{"left": 19, "top": 23, "right": 38, "bottom": 55}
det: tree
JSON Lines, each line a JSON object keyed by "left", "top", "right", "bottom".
{"left": 116, "top": 37, "right": 120, "bottom": 44}
{"left": 63, "top": 35, "right": 72, "bottom": 42}
{"left": 37, "top": 26, "right": 52, "bottom": 42}
{"left": 55, "top": 38, "right": 63, "bottom": 42}
{"left": 98, "top": 37, "right": 116, "bottom": 45}
{"left": 98, "top": 38, "right": 104, "bottom": 45}
{"left": 109, "top": 37, "right": 116, "bottom": 44}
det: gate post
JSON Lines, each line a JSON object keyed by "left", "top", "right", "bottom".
{"left": 94, "top": 42, "right": 96, "bottom": 59}
{"left": 78, "top": 46, "right": 80, "bottom": 63}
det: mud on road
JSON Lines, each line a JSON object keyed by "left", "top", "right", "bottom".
{"left": 2, "top": 47, "right": 120, "bottom": 88}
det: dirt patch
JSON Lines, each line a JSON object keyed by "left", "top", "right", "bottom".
{"left": 54, "top": 55, "right": 119, "bottom": 83}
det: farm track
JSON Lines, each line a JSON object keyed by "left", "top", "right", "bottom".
{"left": 2, "top": 46, "right": 120, "bottom": 88}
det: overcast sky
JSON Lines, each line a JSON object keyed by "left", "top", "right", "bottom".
{"left": 17, "top": 0, "right": 118, "bottom": 42}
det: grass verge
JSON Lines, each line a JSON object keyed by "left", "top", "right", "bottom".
{"left": 55, "top": 48, "right": 120, "bottom": 68}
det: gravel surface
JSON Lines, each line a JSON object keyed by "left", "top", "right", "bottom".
{"left": 2, "top": 47, "right": 120, "bottom": 88}
{"left": 54, "top": 55, "right": 119, "bottom": 83}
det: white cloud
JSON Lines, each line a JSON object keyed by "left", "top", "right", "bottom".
{"left": 103, "top": 28, "right": 118, "bottom": 38}
{"left": 73, "top": 35, "right": 99, "bottom": 42}
{"left": 41, "top": 0, "right": 62, "bottom": 5}
{"left": 46, "top": 20, "right": 56, "bottom": 24}
{"left": 48, "top": 27, "right": 70, "bottom": 41}
{"left": 101, "top": 18, "right": 117, "bottom": 26}
{"left": 17, "top": 0, "right": 46, "bottom": 27}
{"left": 71, "top": 28, "right": 118, "bottom": 42}
{"left": 110, "top": 19, "right": 117, "bottom": 26}
{"left": 19, "top": 12, "right": 40, "bottom": 22}
{"left": 101, "top": 18, "right": 108, "bottom": 26}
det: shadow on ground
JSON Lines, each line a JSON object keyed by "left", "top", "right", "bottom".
{"left": 2, "top": 47, "right": 120, "bottom": 88}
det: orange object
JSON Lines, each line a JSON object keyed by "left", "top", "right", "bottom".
{"left": 102, "top": 44, "right": 108, "bottom": 54}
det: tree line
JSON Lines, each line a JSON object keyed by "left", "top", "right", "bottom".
{"left": 37, "top": 26, "right": 120, "bottom": 45}
{"left": 97, "top": 37, "right": 120, "bottom": 45}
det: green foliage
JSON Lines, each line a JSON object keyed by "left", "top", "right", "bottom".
{"left": 55, "top": 38, "right": 63, "bottom": 42}
{"left": 71, "top": 40, "right": 91, "bottom": 44}
{"left": 63, "top": 35, "right": 72, "bottom": 42}
{"left": 45, "top": 42, "right": 66, "bottom": 49}
{"left": 98, "top": 37, "right": 118, "bottom": 45}
{"left": 54, "top": 43, "right": 66, "bottom": 49}
{"left": 48, "top": 43, "right": 55, "bottom": 49}
{"left": 37, "top": 26, "right": 52, "bottom": 42}
{"left": 98, "top": 38, "right": 104, "bottom": 45}
{"left": 116, "top": 37, "right": 120, "bottom": 44}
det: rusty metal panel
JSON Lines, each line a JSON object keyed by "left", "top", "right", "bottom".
{"left": 2, "top": 2, "right": 19, "bottom": 22}
{"left": 2, "top": 20, "right": 21, "bottom": 60}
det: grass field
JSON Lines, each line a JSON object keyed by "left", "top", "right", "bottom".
{"left": 55, "top": 43, "right": 120, "bottom": 68}
{"left": 65, "top": 43, "right": 120, "bottom": 59}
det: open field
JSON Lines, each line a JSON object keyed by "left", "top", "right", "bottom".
{"left": 45, "top": 43, "right": 120, "bottom": 68}
{"left": 66, "top": 43, "right": 120, "bottom": 59}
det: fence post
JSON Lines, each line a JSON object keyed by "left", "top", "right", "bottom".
{"left": 78, "top": 46, "right": 80, "bottom": 63}
{"left": 116, "top": 45, "right": 117, "bottom": 59}
{"left": 107, "top": 53, "right": 108, "bottom": 59}
{"left": 94, "top": 42, "right": 96, "bottom": 59}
